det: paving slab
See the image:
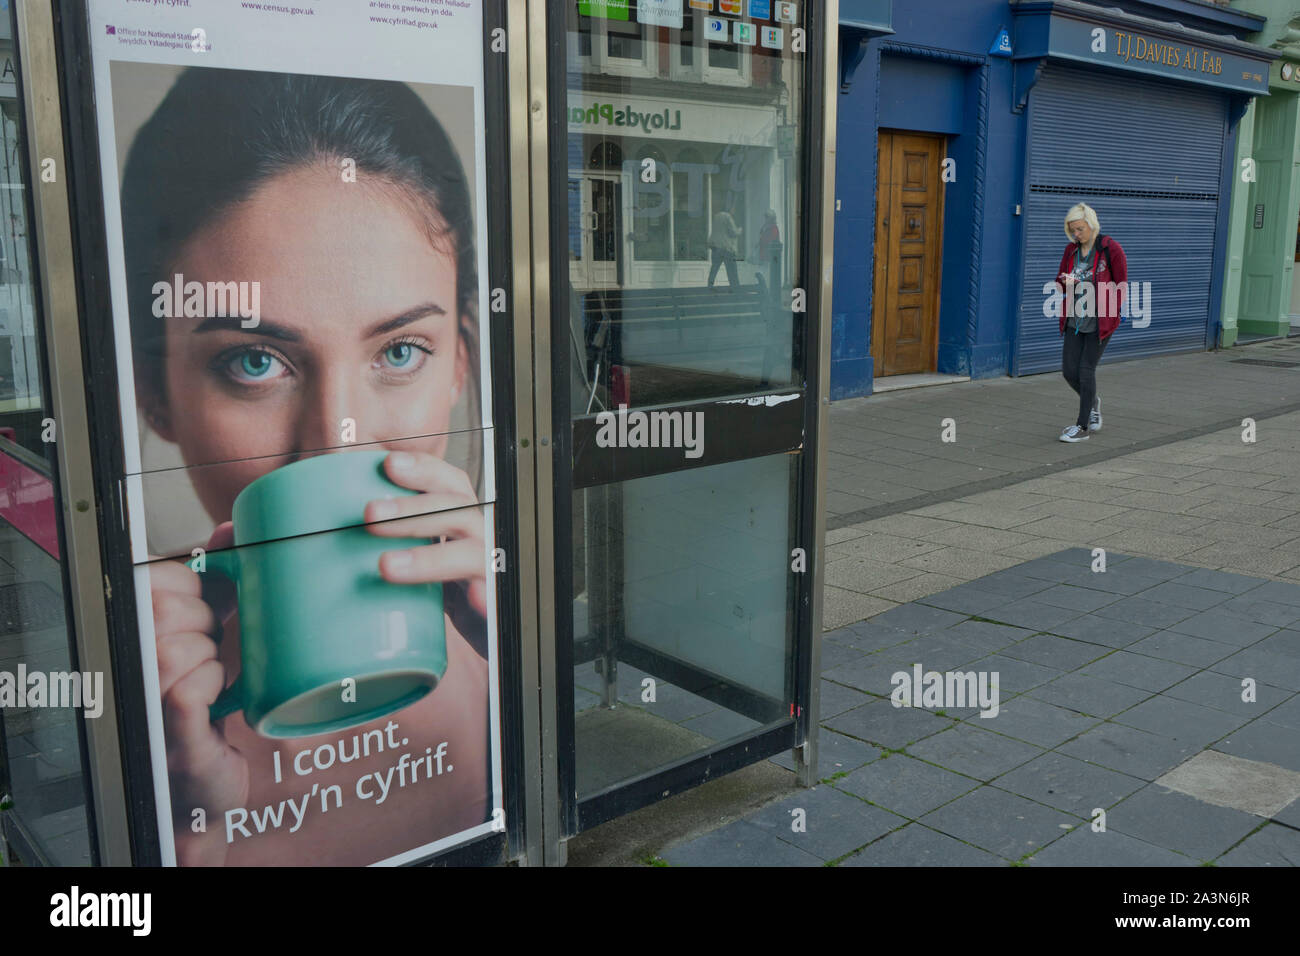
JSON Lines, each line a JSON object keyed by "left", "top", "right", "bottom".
{"left": 1259, "top": 693, "right": 1300, "bottom": 730}
{"left": 967, "top": 653, "right": 1063, "bottom": 695}
{"left": 838, "top": 619, "right": 918, "bottom": 653}
{"left": 661, "top": 819, "right": 824, "bottom": 867}
{"left": 1092, "top": 595, "right": 1200, "bottom": 630}
{"left": 895, "top": 635, "right": 997, "bottom": 675}
{"left": 1025, "top": 825, "right": 1197, "bottom": 866}
{"left": 822, "top": 654, "right": 914, "bottom": 697}
{"left": 1216, "top": 594, "right": 1300, "bottom": 628}
{"left": 815, "top": 678, "right": 872, "bottom": 719}
{"left": 938, "top": 619, "right": 1036, "bottom": 656}
{"left": 1275, "top": 797, "right": 1300, "bottom": 828}
{"left": 1156, "top": 750, "right": 1300, "bottom": 818}
{"left": 823, "top": 698, "right": 955, "bottom": 750}
{"left": 962, "top": 695, "right": 1102, "bottom": 748}
{"left": 920, "top": 786, "right": 1081, "bottom": 862}
{"left": 981, "top": 598, "right": 1087, "bottom": 632}
{"left": 1112, "top": 696, "right": 1249, "bottom": 750}
{"left": 905, "top": 724, "right": 1043, "bottom": 781}
{"left": 865, "top": 602, "right": 969, "bottom": 636}
{"left": 819, "top": 639, "right": 868, "bottom": 673}
{"left": 992, "top": 751, "right": 1146, "bottom": 815}
{"left": 1136, "top": 581, "right": 1233, "bottom": 612}
{"left": 1246, "top": 581, "right": 1300, "bottom": 607}
{"left": 1125, "top": 630, "right": 1240, "bottom": 668}
{"left": 1046, "top": 614, "right": 1160, "bottom": 648}
{"left": 1028, "top": 583, "right": 1124, "bottom": 614}
{"left": 1214, "top": 718, "right": 1300, "bottom": 773}
{"left": 769, "top": 728, "right": 883, "bottom": 779}
{"left": 839, "top": 823, "right": 1004, "bottom": 867}
{"left": 745, "top": 785, "right": 906, "bottom": 862}
{"left": 1107, "top": 785, "right": 1261, "bottom": 862}
{"left": 916, "top": 584, "right": 1022, "bottom": 616}
{"left": 1000, "top": 633, "right": 1112, "bottom": 670}
{"left": 960, "top": 570, "right": 1055, "bottom": 600}
{"left": 1167, "top": 610, "right": 1280, "bottom": 647}
{"left": 1212, "top": 646, "right": 1300, "bottom": 692}
{"left": 1078, "top": 650, "right": 1198, "bottom": 692}
{"left": 1215, "top": 823, "right": 1300, "bottom": 866}
{"left": 1170, "top": 568, "right": 1276, "bottom": 595}
{"left": 1027, "top": 673, "right": 1153, "bottom": 718}
{"left": 1059, "top": 723, "right": 1199, "bottom": 780}
{"left": 834, "top": 753, "right": 981, "bottom": 819}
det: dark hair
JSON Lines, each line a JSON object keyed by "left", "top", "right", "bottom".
{"left": 121, "top": 67, "right": 479, "bottom": 416}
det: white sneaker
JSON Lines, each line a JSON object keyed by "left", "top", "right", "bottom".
{"left": 1089, "top": 397, "right": 1102, "bottom": 432}
{"left": 1060, "top": 425, "right": 1089, "bottom": 442}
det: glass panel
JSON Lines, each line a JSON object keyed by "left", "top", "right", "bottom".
{"left": 606, "top": 20, "right": 643, "bottom": 62}
{"left": 572, "top": 455, "right": 796, "bottom": 797}
{"left": 565, "top": 0, "right": 804, "bottom": 410}
{"left": 0, "top": 18, "right": 94, "bottom": 866}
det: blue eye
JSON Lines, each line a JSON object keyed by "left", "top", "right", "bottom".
{"left": 223, "top": 349, "right": 285, "bottom": 383}
{"left": 384, "top": 343, "right": 415, "bottom": 368}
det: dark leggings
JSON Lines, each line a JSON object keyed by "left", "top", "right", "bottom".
{"left": 1062, "top": 330, "right": 1107, "bottom": 428}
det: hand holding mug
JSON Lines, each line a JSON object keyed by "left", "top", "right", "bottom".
{"left": 152, "top": 522, "right": 248, "bottom": 867}
{"left": 365, "top": 451, "right": 487, "bottom": 647}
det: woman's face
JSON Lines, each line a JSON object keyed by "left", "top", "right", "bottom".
{"left": 147, "top": 164, "right": 469, "bottom": 523}
{"left": 1068, "top": 219, "right": 1093, "bottom": 245}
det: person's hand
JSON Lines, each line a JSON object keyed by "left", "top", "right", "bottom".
{"left": 365, "top": 451, "right": 487, "bottom": 648}
{"left": 152, "top": 522, "right": 248, "bottom": 866}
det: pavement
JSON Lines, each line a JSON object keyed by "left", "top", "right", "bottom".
{"left": 569, "top": 334, "right": 1300, "bottom": 866}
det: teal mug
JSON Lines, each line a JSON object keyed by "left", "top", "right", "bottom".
{"left": 193, "top": 450, "right": 446, "bottom": 739}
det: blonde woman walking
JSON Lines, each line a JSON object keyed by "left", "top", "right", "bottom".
{"left": 1053, "top": 202, "right": 1127, "bottom": 442}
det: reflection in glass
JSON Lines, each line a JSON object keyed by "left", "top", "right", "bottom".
{"left": 572, "top": 456, "right": 796, "bottom": 797}
{"left": 0, "top": 29, "right": 93, "bottom": 866}
{"left": 565, "top": 0, "right": 803, "bottom": 411}
{"left": 562, "top": 0, "right": 808, "bottom": 805}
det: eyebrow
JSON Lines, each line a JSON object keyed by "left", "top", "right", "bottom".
{"left": 191, "top": 302, "right": 447, "bottom": 341}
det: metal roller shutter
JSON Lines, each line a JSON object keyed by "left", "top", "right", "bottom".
{"left": 1016, "top": 65, "right": 1227, "bottom": 375}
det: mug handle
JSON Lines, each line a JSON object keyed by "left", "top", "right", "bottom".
{"left": 188, "top": 548, "right": 243, "bottom": 722}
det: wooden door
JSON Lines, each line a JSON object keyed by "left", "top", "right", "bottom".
{"left": 872, "top": 131, "right": 945, "bottom": 376}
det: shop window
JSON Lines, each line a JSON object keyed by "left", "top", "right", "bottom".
{"left": 672, "top": 148, "right": 710, "bottom": 261}
{"left": 672, "top": 9, "right": 751, "bottom": 88}
{"left": 631, "top": 149, "right": 671, "bottom": 262}
{"left": 570, "top": 14, "right": 658, "bottom": 79}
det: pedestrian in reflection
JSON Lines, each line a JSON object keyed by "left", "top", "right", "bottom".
{"left": 754, "top": 209, "right": 781, "bottom": 297}
{"left": 708, "top": 197, "right": 742, "bottom": 290}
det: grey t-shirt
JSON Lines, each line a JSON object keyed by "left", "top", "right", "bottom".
{"left": 1069, "top": 244, "right": 1098, "bottom": 334}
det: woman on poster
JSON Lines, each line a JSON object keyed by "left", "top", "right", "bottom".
{"left": 122, "top": 68, "right": 493, "bottom": 866}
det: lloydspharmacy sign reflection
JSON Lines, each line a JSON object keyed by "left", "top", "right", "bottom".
{"left": 569, "top": 100, "right": 684, "bottom": 134}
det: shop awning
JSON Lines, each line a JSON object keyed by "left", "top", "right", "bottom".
{"left": 840, "top": 0, "right": 893, "bottom": 35}
{"left": 1012, "top": 0, "right": 1277, "bottom": 100}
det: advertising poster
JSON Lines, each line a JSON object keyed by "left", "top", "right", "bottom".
{"left": 85, "top": 1, "right": 501, "bottom": 865}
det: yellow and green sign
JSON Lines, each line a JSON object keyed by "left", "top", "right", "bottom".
{"left": 579, "top": 0, "right": 630, "bottom": 20}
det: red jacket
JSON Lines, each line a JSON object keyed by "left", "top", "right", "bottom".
{"left": 1054, "top": 235, "right": 1127, "bottom": 341}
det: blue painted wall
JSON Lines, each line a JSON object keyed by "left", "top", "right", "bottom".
{"left": 831, "top": 0, "right": 1020, "bottom": 399}
{"left": 830, "top": 0, "right": 1258, "bottom": 399}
